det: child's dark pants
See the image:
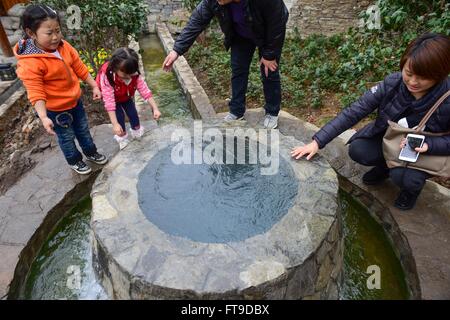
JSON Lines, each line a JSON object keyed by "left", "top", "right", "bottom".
{"left": 46, "top": 99, "right": 97, "bottom": 165}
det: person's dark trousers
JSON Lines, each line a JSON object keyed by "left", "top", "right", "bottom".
{"left": 229, "top": 34, "right": 284, "bottom": 118}
{"left": 389, "top": 167, "right": 431, "bottom": 197}
{"left": 46, "top": 99, "right": 97, "bottom": 166}
{"left": 348, "top": 133, "right": 431, "bottom": 196}
{"left": 115, "top": 99, "right": 140, "bottom": 133}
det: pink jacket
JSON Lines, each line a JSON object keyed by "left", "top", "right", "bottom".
{"left": 98, "top": 64, "right": 153, "bottom": 112}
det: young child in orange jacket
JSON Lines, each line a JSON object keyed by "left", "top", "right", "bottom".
{"left": 14, "top": 4, "right": 108, "bottom": 174}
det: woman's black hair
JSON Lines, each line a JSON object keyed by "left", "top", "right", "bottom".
{"left": 20, "top": 4, "right": 61, "bottom": 39}
{"left": 106, "top": 47, "right": 141, "bottom": 87}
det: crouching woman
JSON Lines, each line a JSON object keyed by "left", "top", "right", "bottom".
{"left": 291, "top": 33, "right": 450, "bottom": 210}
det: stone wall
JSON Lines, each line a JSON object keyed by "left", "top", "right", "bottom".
{"left": 288, "top": 0, "right": 372, "bottom": 36}
{"left": 0, "top": 3, "right": 25, "bottom": 64}
{"left": 146, "top": 0, "right": 186, "bottom": 33}
{"left": 146, "top": 0, "right": 373, "bottom": 36}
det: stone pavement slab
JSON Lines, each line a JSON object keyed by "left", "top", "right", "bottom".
{"left": 0, "top": 123, "right": 121, "bottom": 298}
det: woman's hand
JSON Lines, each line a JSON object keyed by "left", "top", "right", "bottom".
{"left": 291, "top": 140, "right": 319, "bottom": 160}
{"left": 400, "top": 137, "right": 407, "bottom": 149}
{"left": 92, "top": 87, "right": 102, "bottom": 101}
{"left": 113, "top": 123, "right": 124, "bottom": 136}
{"left": 260, "top": 57, "right": 278, "bottom": 77}
{"left": 416, "top": 142, "right": 428, "bottom": 153}
{"left": 41, "top": 117, "right": 56, "bottom": 135}
{"left": 162, "top": 51, "right": 179, "bottom": 72}
{"left": 400, "top": 138, "right": 428, "bottom": 153}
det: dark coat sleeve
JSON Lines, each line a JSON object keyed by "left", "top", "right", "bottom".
{"left": 424, "top": 99, "right": 450, "bottom": 155}
{"left": 173, "top": 0, "right": 215, "bottom": 56}
{"left": 312, "top": 74, "right": 396, "bottom": 149}
{"left": 259, "top": 0, "right": 288, "bottom": 61}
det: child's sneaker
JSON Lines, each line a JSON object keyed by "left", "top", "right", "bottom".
{"left": 86, "top": 152, "right": 108, "bottom": 165}
{"left": 114, "top": 134, "right": 130, "bottom": 150}
{"left": 130, "top": 126, "right": 145, "bottom": 140}
{"left": 70, "top": 160, "right": 92, "bottom": 175}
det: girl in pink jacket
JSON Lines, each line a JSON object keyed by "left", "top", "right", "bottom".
{"left": 97, "top": 47, "right": 161, "bottom": 149}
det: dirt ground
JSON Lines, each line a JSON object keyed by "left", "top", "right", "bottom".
{"left": 0, "top": 92, "right": 109, "bottom": 195}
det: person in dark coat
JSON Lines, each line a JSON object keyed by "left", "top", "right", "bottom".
{"left": 291, "top": 33, "right": 450, "bottom": 210}
{"left": 162, "top": 0, "right": 289, "bottom": 129}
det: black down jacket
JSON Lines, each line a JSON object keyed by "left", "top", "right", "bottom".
{"left": 173, "top": 0, "right": 289, "bottom": 61}
{"left": 313, "top": 73, "right": 450, "bottom": 155}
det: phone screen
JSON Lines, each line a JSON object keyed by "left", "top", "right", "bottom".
{"left": 399, "top": 136, "right": 424, "bottom": 162}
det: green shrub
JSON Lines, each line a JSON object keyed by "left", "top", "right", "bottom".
{"left": 35, "top": 0, "right": 148, "bottom": 76}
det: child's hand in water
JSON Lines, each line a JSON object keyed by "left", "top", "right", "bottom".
{"left": 153, "top": 107, "right": 161, "bottom": 120}
{"left": 113, "top": 123, "right": 124, "bottom": 136}
{"left": 42, "top": 117, "right": 56, "bottom": 135}
{"left": 92, "top": 87, "right": 102, "bottom": 101}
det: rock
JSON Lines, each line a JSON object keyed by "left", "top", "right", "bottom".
{"left": 21, "top": 123, "right": 32, "bottom": 134}
{"left": 7, "top": 4, "right": 26, "bottom": 18}
{"left": 0, "top": 17, "right": 20, "bottom": 30}
{"left": 0, "top": 56, "right": 17, "bottom": 66}
{"left": 38, "top": 141, "right": 51, "bottom": 151}
{"left": 9, "top": 150, "right": 22, "bottom": 164}
{"left": 8, "top": 34, "right": 20, "bottom": 47}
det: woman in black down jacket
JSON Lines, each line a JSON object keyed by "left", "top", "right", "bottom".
{"left": 291, "top": 33, "right": 450, "bottom": 210}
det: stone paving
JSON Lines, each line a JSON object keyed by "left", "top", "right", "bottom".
{"left": 0, "top": 123, "right": 118, "bottom": 298}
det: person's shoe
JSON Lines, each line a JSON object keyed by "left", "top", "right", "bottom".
{"left": 224, "top": 112, "right": 244, "bottom": 122}
{"left": 70, "top": 160, "right": 92, "bottom": 175}
{"left": 114, "top": 134, "right": 130, "bottom": 150}
{"left": 394, "top": 190, "right": 418, "bottom": 210}
{"left": 264, "top": 114, "right": 279, "bottom": 129}
{"left": 86, "top": 152, "right": 108, "bottom": 165}
{"left": 130, "top": 126, "right": 145, "bottom": 140}
{"left": 362, "top": 166, "right": 389, "bottom": 185}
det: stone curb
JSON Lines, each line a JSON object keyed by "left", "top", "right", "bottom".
{"left": 155, "top": 22, "right": 216, "bottom": 120}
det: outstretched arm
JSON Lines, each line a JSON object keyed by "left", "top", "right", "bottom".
{"left": 164, "top": 0, "right": 215, "bottom": 71}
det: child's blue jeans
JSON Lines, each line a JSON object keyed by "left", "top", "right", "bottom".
{"left": 115, "top": 99, "right": 140, "bottom": 132}
{"left": 46, "top": 99, "right": 97, "bottom": 165}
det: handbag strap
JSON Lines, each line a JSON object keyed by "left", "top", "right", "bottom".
{"left": 417, "top": 90, "right": 450, "bottom": 132}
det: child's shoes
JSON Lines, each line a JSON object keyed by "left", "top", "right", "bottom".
{"left": 114, "top": 134, "right": 130, "bottom": 150}
{"left": 130, "top": 126, "right": 145, "bottom": 140}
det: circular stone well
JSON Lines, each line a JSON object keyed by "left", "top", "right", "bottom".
{"left": 91, "top": 122, "right": 343, "bottom": 299}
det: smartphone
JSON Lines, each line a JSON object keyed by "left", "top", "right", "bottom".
{"left": 398, "top": 134, "right": 425, "bottom": 163}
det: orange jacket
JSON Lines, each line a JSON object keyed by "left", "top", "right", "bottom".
{"left": 14, "top": 39, "right": 90, "bottom": 112}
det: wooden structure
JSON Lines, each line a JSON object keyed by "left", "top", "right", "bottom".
{"left": 1, "top": 0, "right": 28, "bottom": 14}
